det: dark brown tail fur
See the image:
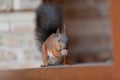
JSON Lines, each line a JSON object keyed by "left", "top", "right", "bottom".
{"left": 35, "top": 1, "right": 63, "bottom": 51}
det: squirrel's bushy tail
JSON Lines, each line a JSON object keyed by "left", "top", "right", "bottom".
{"left": 35, "top": 1, "right": 63, "bottom": 51}
{"left": 43, "top": 0, "right": 55, "bottom": 3}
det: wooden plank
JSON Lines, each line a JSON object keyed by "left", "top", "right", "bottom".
{"left": 0, "top": 64, "right": 113, "bottom": 80}
{"left": 110, "top": 0, "right": 120, "bottom": 80}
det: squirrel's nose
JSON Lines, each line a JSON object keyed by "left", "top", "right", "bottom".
{"left": 60, "top": 44, "right": 66, "bottom": 49}
{"left": 60, "top": 45, "right": 65, "bottom": 49}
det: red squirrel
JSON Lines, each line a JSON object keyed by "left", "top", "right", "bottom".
{"left": 41, "top": 25, "right": 69, "bottom": 67}
{"left": 35, "top": 0, "right": 69, "bottom": 67}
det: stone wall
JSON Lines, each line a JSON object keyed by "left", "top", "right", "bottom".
{"left": 0, "top": 0, "right": 43, "bottom": 69}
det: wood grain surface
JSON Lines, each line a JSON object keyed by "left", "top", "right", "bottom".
{"left": 0, "top": 64, "right": 112, "bottom": 80}
{"left": 110, "top": 0, "right": 120, "bottom": 80}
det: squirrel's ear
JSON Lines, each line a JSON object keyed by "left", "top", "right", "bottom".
{"left": 56, "top": 28, "right": 60, "bottom": 36}
{"left": 62, "top": 24, "right": 67, "bottom": 35}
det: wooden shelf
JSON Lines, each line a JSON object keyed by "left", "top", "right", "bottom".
{"left": 0, "top": 64, "right": 112, "bottom": 80}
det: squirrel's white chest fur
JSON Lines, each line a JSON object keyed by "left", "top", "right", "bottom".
{"left": 48, "top": 51, "right": 62, "bottom": 65}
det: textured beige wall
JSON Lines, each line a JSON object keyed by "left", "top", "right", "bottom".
{"left": 0, "top": 0, "right": 43, "bottom": 70}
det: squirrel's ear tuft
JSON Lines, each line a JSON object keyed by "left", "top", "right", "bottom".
{"left": 56, "top": 28, "right": 60, "bottom": 33}
{"left": 56, "top": 28, "right": 60, "bottom": 37}
{"left": 62, "top": 24, "right": 67, "bottom": 35}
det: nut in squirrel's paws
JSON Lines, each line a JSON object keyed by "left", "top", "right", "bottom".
{"left": 61, "top": 49, "right": 68, "bottom": 56}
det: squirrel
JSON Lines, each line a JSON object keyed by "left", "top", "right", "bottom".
{"left": 41, "top": 26, "right": 69, "bottom": 67}
{"left": 35, "top": 0, "right": 69, "bottom": 67}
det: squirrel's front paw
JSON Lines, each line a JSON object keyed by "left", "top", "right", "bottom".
{"left": 61, "top": 49, "right": 68, "bottom": 56}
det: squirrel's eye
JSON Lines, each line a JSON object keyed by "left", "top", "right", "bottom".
{"left": 58, "top": 40, "right": 60, "bottom": 42}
